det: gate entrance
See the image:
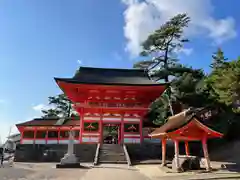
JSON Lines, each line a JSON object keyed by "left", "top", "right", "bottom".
{"left": 103, "top": 123, "right": 121, "bottom": 144}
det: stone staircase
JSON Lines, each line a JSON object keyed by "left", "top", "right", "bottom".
{"left": 98, "top": 144, "right": 127, "bottom": 164}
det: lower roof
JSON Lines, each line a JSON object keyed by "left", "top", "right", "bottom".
{"left": 16, "top": 117, "right": 158, "bottom": 128}
{"left": 16, "top": 117, "right": 80, "bottom": 127}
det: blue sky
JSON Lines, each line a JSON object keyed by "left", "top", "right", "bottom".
{"left": 0, "top": 0, "right": 239, "bottom": 141}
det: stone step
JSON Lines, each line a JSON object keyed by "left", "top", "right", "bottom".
{"left": 99, "top": 155, "right": 126, "bottom": 159}
{"left": 100, "top": 148, "right": 122, "bottom": 150}
{"left": 99, "top": 154, "right": 125, "bottom": 157}
{"left": 99, "top": 154, "right": 125, "bottom": 156}
{"left": 98, "top": 144, "right": 127, "bottom": 164}
{"left": 98, "top": 160, "right": 127, "bottom": 164}
{"left": 100, "top": 151, "right": 125, "bottom": 154}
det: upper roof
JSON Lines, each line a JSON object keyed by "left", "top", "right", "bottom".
{"left": 55, "top": 67, "right": 166, "bottom": 86}
{"left": 149, "top": 108, "right": 223, "bottom": 140}
{"left": 16, "top": 117, "right": 80, "bottom": 127}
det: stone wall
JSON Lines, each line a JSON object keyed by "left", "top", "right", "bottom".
{"left": 126, "top": 141, "right": 203, "bottom": 164}
{"left": 14, "top": 144, "right": 97, "bottom": 163}
{"left": 126, "top": 143, "right": 173, "bottom": 164}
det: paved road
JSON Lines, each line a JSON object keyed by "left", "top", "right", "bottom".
{"left": 1, "top": 162, "right": 240, "bottom": 180}
{"left": 0, "top": 163, "right": 150, "bottom": 180}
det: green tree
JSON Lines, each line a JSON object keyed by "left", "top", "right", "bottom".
{"left": 208, "top": 59, "right": 240, "bottom": 109}
{"left": 148, "top": 68, "right": 206, "bottom": 125}
{"left": 205, "top": 48, "right": 230, "bottom": 103}
{"left": 41, "top": 109, "right": 61, "bottom": 118}
{"left": 210, "top": 48, "right": 228, "bottom": 69}
{"left": 42, "top": 94, "right": 78, "bottom": 118}
{"left": 134, "top": 14, "right": 208, "bottom": 124}
{"left": 147, "top": 93, "right": 171, "bottom": 125}
{"left": 171, "top": 70, "right": 208, "bottom": 107}
{"left": 134, "top": 13, "right": 194, "bottom": 82}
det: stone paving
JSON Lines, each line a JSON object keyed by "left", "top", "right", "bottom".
{"left": 1, "top": 162, "right": 240, "bottom": 180}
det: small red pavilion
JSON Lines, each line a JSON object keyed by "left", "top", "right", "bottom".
{"left": 150, "top": 109, "right": 223, "bottom": 171}
{"left": 16, "top": 67, "right": 166, "bottom": 145}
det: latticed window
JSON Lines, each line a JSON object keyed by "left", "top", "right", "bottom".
{"left": 74, "top": 130, "right": 80, "bottom": 138}
{"left": 47, "top": 131, "right": 58, "bottom": 138}
{"left": 124, "top": 124, "right": 140, "bottom": 133}
{"left": 36, "top": 131, "right": 46, "bottom": 139}
{"left": 84, "top": 122, "right": 99, "bottom": 132}
{"left": 60, "top": 131, "right": 69, "bottom": 138}
{"left": 23, "top": 130, "right": 34, "bottom": 138}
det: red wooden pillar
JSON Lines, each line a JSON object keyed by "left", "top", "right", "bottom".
{"left": 33, "top": 127, "right": 37, "bottom": 144}
{"left": 121, "top": 111, "right": 124, "bottom": 144}
{"left": 161, "top": 138, "right": 167, "bottom": 166}
{"left": 46, "top": 128, "right": 48, "bottom": 144}
{"left": 139, "top": 113, "right": 143, "bottom": 143}
{"left": 185, "top": 141, "right": 190, "bottom": 156}
{"left": 99, "top": 108, "right": 103, "bottom": 144}
{"left": 79, "top": 107, "right": 84, "bottom": 143}
{"left": 118, "top": 125, "right": 121, "bottom": 144}
{"left": 57, "top": 127, "right": 60, "bottom": 144}
{"left": 20, "top": 128, "right": 24, "bottom": 144}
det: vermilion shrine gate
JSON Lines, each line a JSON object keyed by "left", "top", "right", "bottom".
{"left": 16, "top": 67, "right": 166, "bottom": 144}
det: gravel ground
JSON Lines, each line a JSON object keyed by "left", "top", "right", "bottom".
{"left": 1, "top": 162, "right": 240, "bottom": 180}
{"left": 0, "top": 162, "right": 149, "bottom": 180}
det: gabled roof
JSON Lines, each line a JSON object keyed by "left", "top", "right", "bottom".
{"left": 55, "top": 67, "right": 167, "bottom": 86}
{"left": 16, "top": 117, "right": 80, "bottom": 127}
{"left": 149, "top": 109, "right": 223, "bottom": 140}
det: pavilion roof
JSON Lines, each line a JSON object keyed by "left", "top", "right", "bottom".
{"left": 149, "top": 108, "right": 223, "bottom": 141}
{"left": 55, "top": 67, "right": 167, "bottom": 86}
{"left": 16, "top": 117, "right": 80, "bottom": 127}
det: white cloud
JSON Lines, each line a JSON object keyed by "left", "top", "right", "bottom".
{"left": 77, "top": 60, "right": 82, "bottom": 65}
{"left": 178, "top": 48, "right": 193, "bottom": 56}
{"left": 32, "top": 103, "right": 54, "bottom": 112}
{"left": 122, "top": 0, "right": 237, "bottom": 56}
{"left": 33, "top": 104, "right": 47, "bottom": 111}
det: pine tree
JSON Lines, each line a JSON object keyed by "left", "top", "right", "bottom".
{"left": 41, "top": 94, "right": 78, "bottom": 118}
{"left": 210, "top": 48, "right": 228, "bottom": 69}
{"left": 134, "top": 13, "right": 193, "bottom": 82}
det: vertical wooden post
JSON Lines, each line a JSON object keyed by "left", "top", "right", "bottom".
{"left": 99, "top": 108, "right": 103, "bottom": 144}
{"left": 202, "top": 137, "right": 211, "bottom": 171}
{"left": 45, "top": 129, "right": 48, "bottom": 145}
{"left": 20, "top": 128, "right": 24, "bottom": 144}
{"left": 139, "top": 114, "right": 143, "bottom": 144}
{"left": 57, "top": 127, "right": 60, "bottom": 144}
{"left": 161, "top": 138, "right": 167, "bottom": 166}
{"left": 121, "top": 111, "right": 124, "bottom": 144}
{"left": 79, "top": 107, "right": 84, "bottom": 143}
{"left": 174, "top": 140, "right": 180, "bottom": 171}
{"left": 185, "top": 141, "right": 190, "bottom": 156}
{"left": 34, "top": 127, "right": 37, "bottom": 145}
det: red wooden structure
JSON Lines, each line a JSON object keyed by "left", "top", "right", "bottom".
{"left": 16, "top": 67, "right": 166, "bottom": 145}
{"left": 150, "top": 109, "right": 223, "bottom": 171}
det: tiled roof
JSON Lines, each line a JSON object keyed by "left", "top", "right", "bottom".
{"left": 55, "top": 66, "right": 167, "bottom": 86}
{"left": 149, "top": 108, "right": 223, "bottom": 138}
{"left": 16, "top": 117, "right": 79, "bottom": 127}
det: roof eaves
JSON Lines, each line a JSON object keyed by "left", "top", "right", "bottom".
{"left": 166, "top": 114, "right": 195, "bottom": 133}
{"left": 54, "top": 77, "right": 167, "bottom": 86}
{"left": 78, "top": 66, "right": 145, "bottom": 72}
